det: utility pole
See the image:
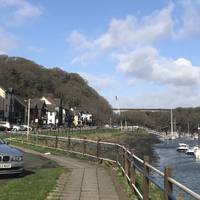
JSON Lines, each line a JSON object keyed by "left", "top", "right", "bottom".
{"left": 115, "top": 96, "right": 122, "bottom": 131}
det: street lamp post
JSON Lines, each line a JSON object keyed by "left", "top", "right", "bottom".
{"left": 27, "top": 99, "right": 30, "bottom": 139}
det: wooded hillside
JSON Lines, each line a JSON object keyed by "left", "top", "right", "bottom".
{"left": 0, "top": 55, "right": 112, "bottom": 124}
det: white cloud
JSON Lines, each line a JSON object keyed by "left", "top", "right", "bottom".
{"left": 95, "top": 5, "right": 173, "bottom": 50}
{"left": 81, "top": 73, "right": 114, "bottom": 91}
{"left": 68, "top": 4, "right": 174, "bottom": 65}
{"left": 68, "top": 31, "right": 94, "bottom": 51}
{"left": 67, "top": 1, "right": 200, "bottom": 108}
{"left": 0, "top": 0, "right": 43, "bottom": 53}
{"left": 68, "top": 31, "right": 99, "bottom": 65}
{"left": 68, "top": 1, "right": 200, "bottom": 66}
{"left": 175, "top": 0, "right": 200, "bottom": 38}
{"left": 0, "top": 28, "right": 16, "bottom": 53}
{"left": 115, "top": 46, "right": 200, "bottom": 87}
{"left": 0, "top": 0, "right": 43, "bottom": 24}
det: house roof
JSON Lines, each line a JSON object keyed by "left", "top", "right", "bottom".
{"left": 41, "top": 95, "right": 60, "bottom": 106}
{"left": 30, "top": 99, "right": 46, "bottom": 110}
{"left": 31, "top": 98, "right": 59, "bottom": 112}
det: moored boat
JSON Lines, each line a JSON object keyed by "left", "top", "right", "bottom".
{"left": 194, "top": 147, "right": 200, "bottom": 160}
{"left": 177, "top": 143, "right": 189, "bottom": 152}
{"left": 186, "top": 146, "right": 198, "bottom": 155}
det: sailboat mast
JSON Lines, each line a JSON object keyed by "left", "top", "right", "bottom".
{"left": 115, "top": 96, "right": 122, "bottom": 131}
{"left": 171, "top": 108, "right": 173, "bottom": 135}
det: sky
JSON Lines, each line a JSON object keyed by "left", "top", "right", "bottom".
{"left": 1, "top": 0, "right": 200, "bottom": 109}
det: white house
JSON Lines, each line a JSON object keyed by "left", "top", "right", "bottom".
{"left": 81, "top": 112, "right": 92, "bottom": 126}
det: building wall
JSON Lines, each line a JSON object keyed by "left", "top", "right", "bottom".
{"left": 3, "top": 92, "right": 11, "bottom": 121}
{"left": 47, "top": 111, "right": 56, "bottom": 124}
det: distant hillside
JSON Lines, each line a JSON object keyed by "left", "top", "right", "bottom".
{"left": 120, "top": 107, "right": 200, "bottom": 133}
{"left": 0, "top": 55, "right": 112, "bottom": 124}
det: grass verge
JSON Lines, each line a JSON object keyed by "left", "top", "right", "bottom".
{"left": 0, "top": 167, "right": 66, "bottom": 200}
{"left": 103, "top": 161, "right": 164, "bottom": 200}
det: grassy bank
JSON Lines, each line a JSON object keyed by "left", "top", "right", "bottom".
{"left": 63, "top": 128, "right": 151, "bottom": 143}
{"left": 0, "top": 167, "right": 66, "bottom": 200}
{"left": 115, "top": 170, "right": 164, "bottom": 200}
{"left": 29, "top": 128, "right": 146, "bottom": 142}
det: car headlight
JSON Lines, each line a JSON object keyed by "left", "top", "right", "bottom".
{"left": 12, "top": 156, "right": 23, "bottom": 162}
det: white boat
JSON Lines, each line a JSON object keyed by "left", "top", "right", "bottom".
{"left": 177, "top": 143, "right": 189, "bottom": 152}
{"left": 186, "top": 146, "right": 198, "bottom": 155}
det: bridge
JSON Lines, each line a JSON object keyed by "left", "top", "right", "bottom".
{"left": 112, "top": 108, "right": 170, "bottom": 114}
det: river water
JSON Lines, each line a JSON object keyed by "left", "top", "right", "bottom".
{"left": 153, "top": 138, "right": 200, "bottom": 199}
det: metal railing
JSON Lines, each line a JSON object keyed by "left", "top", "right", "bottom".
{"left": 9, "top": 133, "right": 200, "bottom": 200}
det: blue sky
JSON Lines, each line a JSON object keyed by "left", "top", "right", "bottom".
{"left": 1, "top": 0, "right": 200, "bottom": 108}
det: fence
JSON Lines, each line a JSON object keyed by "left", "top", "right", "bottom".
{"left": 9, "top": 133, "right": 200, "bottom": 200}
{"left": 28, "top": 126, "right": 119, "bottom": 137}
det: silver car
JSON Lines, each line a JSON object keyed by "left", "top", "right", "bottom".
{"left": 0, "top": 139, "right": 24, "bottom": 175}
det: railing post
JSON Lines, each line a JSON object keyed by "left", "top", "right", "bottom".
{"left": 45, "top": 136, "right": 48, "bottom": 146}
{"left": 96, "top": 139, "right": 101, "bottom": 159}
{"left": 21, "top": 133, "right": 24, "bottom": 144}
{"left": 36, "top": 132, "right": 38, "bottom": 144}
{"left": 55, "top": 135, "right": 58, "bottom": 148}
{"left": 164, "top": 166, "right": 173, "bottom": 200}
{"left": 115, "top": 144, "right": 119, "bottom": 164}
{"left": 130, "top": 149, "right": 136, "bottom": 187}
{"left": 143, "top": 155, "right": 150, "bottom": 200}
{"left": 124, "top": 145, "right": 129, "bottom": 176}
{"left": 68, "top": 136, "right": 71, "bottom": 150}
{"left": 83, "top": 137, "right": 86, "bottom": 155}
{"left": 122, "top": 148, "right": 125, "bottom": 171}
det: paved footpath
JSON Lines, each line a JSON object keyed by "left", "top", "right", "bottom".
{"left": 16, "top": 147, "right": 124, "bottom": 200}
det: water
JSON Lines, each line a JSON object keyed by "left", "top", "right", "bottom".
{"left": 153, "top": 138, "right": 200, "bottom": 199}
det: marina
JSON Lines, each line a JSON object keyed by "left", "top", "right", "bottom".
{"left": 153, "top": 138, "right": 200, "bottom": 198}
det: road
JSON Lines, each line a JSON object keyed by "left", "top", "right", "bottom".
{"left": 0, "top": 151, "right": 58, "bottom": 182}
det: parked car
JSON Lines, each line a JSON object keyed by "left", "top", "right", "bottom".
{"left": 19, "top": 125, "right": 32, "bottom": 131}
{"left": 11, "top": 124, "right": 21, "bottom": 131}
{"left": 0, "top": 138, "right": 24, "bottom": 175}
{"left": 0, "top": 121, "right": 11, "bottom": 131}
